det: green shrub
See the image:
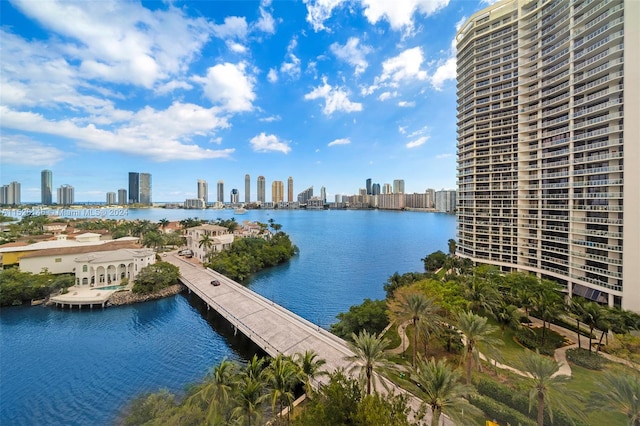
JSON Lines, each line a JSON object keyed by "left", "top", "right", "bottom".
{"left": 515, "top": 327, "right": 565, "bottom": 356}
{"left": 469, "top": 394, "right": 535, "bottom": 426}
{"left": 565, "top": 348, "right": 607, "bottom": 370}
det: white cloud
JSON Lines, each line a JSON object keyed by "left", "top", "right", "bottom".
{"left": 304, "top": 77, "right": 362, "bottom": 115}
{"left": 227, "top": 41, "right": 248, "bottom": 53}
{"left": 193, "top": 62, "right": 256, "bottom": 112}
{"left": 406, "top": 135, "right": 429, "bottom": 148}
{"left": 430, "top": 56, "right": 456, "bottom": 90}
{"left": 0, "top": 135, "right": 65, "bottom": 166}
{"left": 408, "top": 125, "right": 429, "bottom": 138}
{"left": 398, "top": 126, "right": 407, "bottom": 134}
{"left": 455, "top": 15, "right": 468, "bottom": 31}
{"left": 259, "top": 115, "right": 281, "bottom": 122}
{"left": 398, "top": 101, "right": 415, "bottom": 107}
{"left": 155, "top": 80, "right": 193, "bottom": 95}
{"left": 249, "top": 132, "right": 291, "bottom": 154}
{"left": 303, "top": 0, "right": 347, "bottom": 31}
{"left": 255, "top": 5, "right": 276, "bottom": 34}
{"left": 377, "top": 91, "right": 398, "bottom": 101}
{"left": 436, "top": 153, "right": 452, "bottom": 159}
{"left": 328, "top": 137, "right": 351, "bottom": 147}
{"left": 280, "top": 37, "right": 301, "bottom": 79}
{"left": 267, "top": 68, "right": 278, "bottom": 83}
{"left": 8, "top": 1, "right": 212, "bottom": 89}
{"left": 212, "top": 16, "right": 248, "bottom": 39}
{"left": 330, "top": 37, "right": 372, "bottom": 75}
{"left": 379, "top": 47, "right": 428, "bottom": 85}
{"left": 0, "top": 104, "right": 234, "bottom": 162}
{"left": 361, "top": 0, "right": 449, "bottom": 33}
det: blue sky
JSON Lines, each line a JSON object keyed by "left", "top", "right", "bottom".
{"left": 0, "top": 0, "right": 494, "bottom": 203}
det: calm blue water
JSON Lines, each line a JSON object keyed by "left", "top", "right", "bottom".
{"left": 0, "top": 209, "right": 456, "bottom": 425}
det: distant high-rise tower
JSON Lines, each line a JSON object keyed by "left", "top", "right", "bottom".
{"left": 366, "top": 178, "right": 372, "bottom": 195}
{"left": 106, "top": 192, "right": 116, "bottom": 205}
{"left": 217, "top": 180, "right": 224, "bottom": 203}
{"left": 197, "top": 179, "right": 208, "bottom": 204}
{"left": 257, "top": 176, "right": 266, "bottom": 204}
{"left": 382, "top": 183, "right": 392, "bottom": 194}
{"left": 297, "top": 186, "right": 313, "bottom": 204}
{"left": 272, "top": 181, "right": 284, "bottom": 203}
{"left": 128, "top": 172, "right": 139, "bottom": 204}
{"left": 245, "top": 174, "right": 251, "bottom": 203}
{"left": 41, "top": 170, "right": 53, "bottom": 205}
{"left": 372, "top": 183, "right": 381, "bottom": 195}
{"left": 57, "top": 185, "right": 74, "bottom": 206}
{"left": 393, "top": 179, "right": 405, "bottom": 194}
{"left": 139, "top": 173, "right": 152, "bottom": 205}
{"left": 118, "top": 188, "right": 127, "bottom": 205}
{"left": 287, "top": 176, "right": 294, "bottom": 202}
{"left": 3, "top": 181, "right": 21, "bottom": 205}
{"left": 230, "top": 188, "right": 239, "bottom": 204}
{"left": 320, "top": 186, "right": 326, "bottom": 202}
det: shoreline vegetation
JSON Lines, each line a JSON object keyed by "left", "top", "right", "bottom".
{"left": 121, "top": 244, "right": 640, "bottom": 426}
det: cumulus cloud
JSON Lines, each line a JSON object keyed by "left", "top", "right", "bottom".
{"left": 193, "top": 62, "right": 256, "bottom": 112}
{"left": 0, "top": 135, "right": 65, "bottom": 166}
{"left": 330, "top": 37, "right": 372, "bottom": 74}
{"left": 227, "top": 41, "right": 248, "bottom": 53}
{"left": 304, "top": 0, "right": 449, "bottom": 34}
{"left": 212, "top": 16, "right": 248, "bottom": 39}
{"left": 8, "top": 0, "right": 212, "bottom": 89}
{"left": 406, "top": 135, "right": 429, "bottom": 148}
{"left": 249, "top": 132, "right": 291, "bottom": 153}
{"left": 436, "top": 153, "right": 452, "bottom": 159}
{"left": 430, "top": 56, "right": 456, "bottom": 90}
{"left": 259, "top": 115, "right": 281, "bottom": 122}
{"left": 254, "top": 3, "right": 276, "bottom": 34}
{"left": 155, "top": 80, "right": 193, "bottom": 95}
{"left": 328, "top": 137, "right": 351, "bottom": 146}
{"left": 0, "top": 104, "right": 234, "bottom": 162}
{"left": 377, "top": 91, "right": 398, "bottom": 101}
{"left": 267, "top": 68, "right": 278, "bottom": 83}
{"left": 304, "top": 77, "right": 362, "bottom": 115}
{"left": 398, "top": 101, "right": 415, "bottom": 107}
{"left": 280, "top": 38, "right": 301, "bottom": 79}
{"left": 378, "top": 47, "right": 428, "bottom": 85}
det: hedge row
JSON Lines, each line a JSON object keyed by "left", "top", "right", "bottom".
{"left": 469, "top": 394, "right": 536, "bottom": 426}
{"left": 476, "top": 378, "right": 588, "bottom": 426}
{"left": 565, "top": 348, "right": 607, "bottom": 370}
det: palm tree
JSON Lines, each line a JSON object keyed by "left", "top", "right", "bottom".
{"left": 412, "top": 357, "right": 479, "bottom": 426}
{"left": 463, "top": 276, "right": 500, "bottom": 315}
{"left": 569, "top": 297, "right": 588, "bottom": 349}
{"left": 199, "top": 233, "right": 214, "bottom": 255}
{"left": 533, "top": 280, "right": 564, "bottom": 344}
{"left": 345, "top": 329, "right": 394, "bottom": 395}
{"left": 143, "top": 230, "right": 164, "bottom": 250}
{"left": 519, "top": 350, "right": 573, "bottom": 426}
{"left": 589, "top": 371, "right": 640, "bottom": 425}
{"left": 388, "top": 290, "right": 442, "bottom": 366}
{"left": 232, "top": 375, "right": 268, "bottom": 426}
{"left": 159, "top": 218, "right": 169, "bottom": 230}
{"left": 447, "top": 238, "right": 457, "bottom": 257}
{"left": 187, "top": 359, "right": 237, "bottom": 424}
{"left": 243, "top": 354, "right": 266, "bottom": 381}
{"left": 582, "top": 302, "right": 607, "bottom": 353}
{"left": 493, "top": 301, "right": 521, "bottom": 336}
{"left": 294, "top": 350, "right": 327, "bottom": 397}
{"left": 457, "top": 311, "right": 503, "bottom": 385}
{"left": 265, "top": 354, "right": 298, "bottom": 422}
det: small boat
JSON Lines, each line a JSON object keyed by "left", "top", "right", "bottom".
{"left": 234, "top": 207, "right": 247, "bottom": 214}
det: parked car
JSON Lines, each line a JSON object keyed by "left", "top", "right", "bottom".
{"left": 211, "top": 280, "right": 221, "bottom": 286}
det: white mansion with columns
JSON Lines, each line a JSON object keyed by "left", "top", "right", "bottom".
{"left": 73, "top": 248, "right": 155, "bottom": 287}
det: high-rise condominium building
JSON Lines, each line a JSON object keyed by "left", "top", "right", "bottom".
{"left": 245, "top": 174, "right": 251, "bottom": 203}
{"left": 320, "top": 186, "right": 326, "bottom": 202}
{"left": 118, "top": 189, "right": 127, "bottom": 205}
{"left": 230, "top": 189, "right": 239, "bottom": 204}
{"left": 139, "top": 173, "right": 152, "bottom": 205}
{"left": 435, "top": 190, "right": 456, "bottom": 213}
{"left": 297, "top": 186, "right": 313, "bottom": 204}
{"left": 128, "top": 172, "right": 139, "bottom": 204}
{"left": 1, "top": 181, "right": 21, "bottom": 205}
{"left": 217, "top": 180, "right": 224, "bottom": 203}
{"left": 366, "top": 178, "right": 372, "bottom": 195}
{"left": 382, "top": 183, "right": 392, "bottom": 194}
{"left": 393, "top": 179, "right": 405, "bottom": 194}
{"left": 106, "top": 192, "right": 116, "bottom": 205}
{"left": 197, "top": 179, "right": 208, "bottom": 204}
{"left": 456, "top": 0, "right": 639, "bottom": 310}
{"left": 272, "top": 181, "right": 284, "bottom": 203}
{"left": 287, "top": 176, "right": 294, "bottom": 202}
{"left": 257, "top": 176, "right": 266, "bottom": 204}
{"left": 372, "top": 183, "right": 381, "bottom": 196}
{"left": 57, "top": 185, "right": 74, "bottom": 206}
{"left": 41, "top": 170, "right": 53, "bottom": 205}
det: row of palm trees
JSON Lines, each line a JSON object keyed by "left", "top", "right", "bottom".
{"left": 183, "top": 350, "right": 326, "bottom": 426}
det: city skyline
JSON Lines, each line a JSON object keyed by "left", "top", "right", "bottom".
{"left": 0, "top": 0, "right": 491, "bottom": 202}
